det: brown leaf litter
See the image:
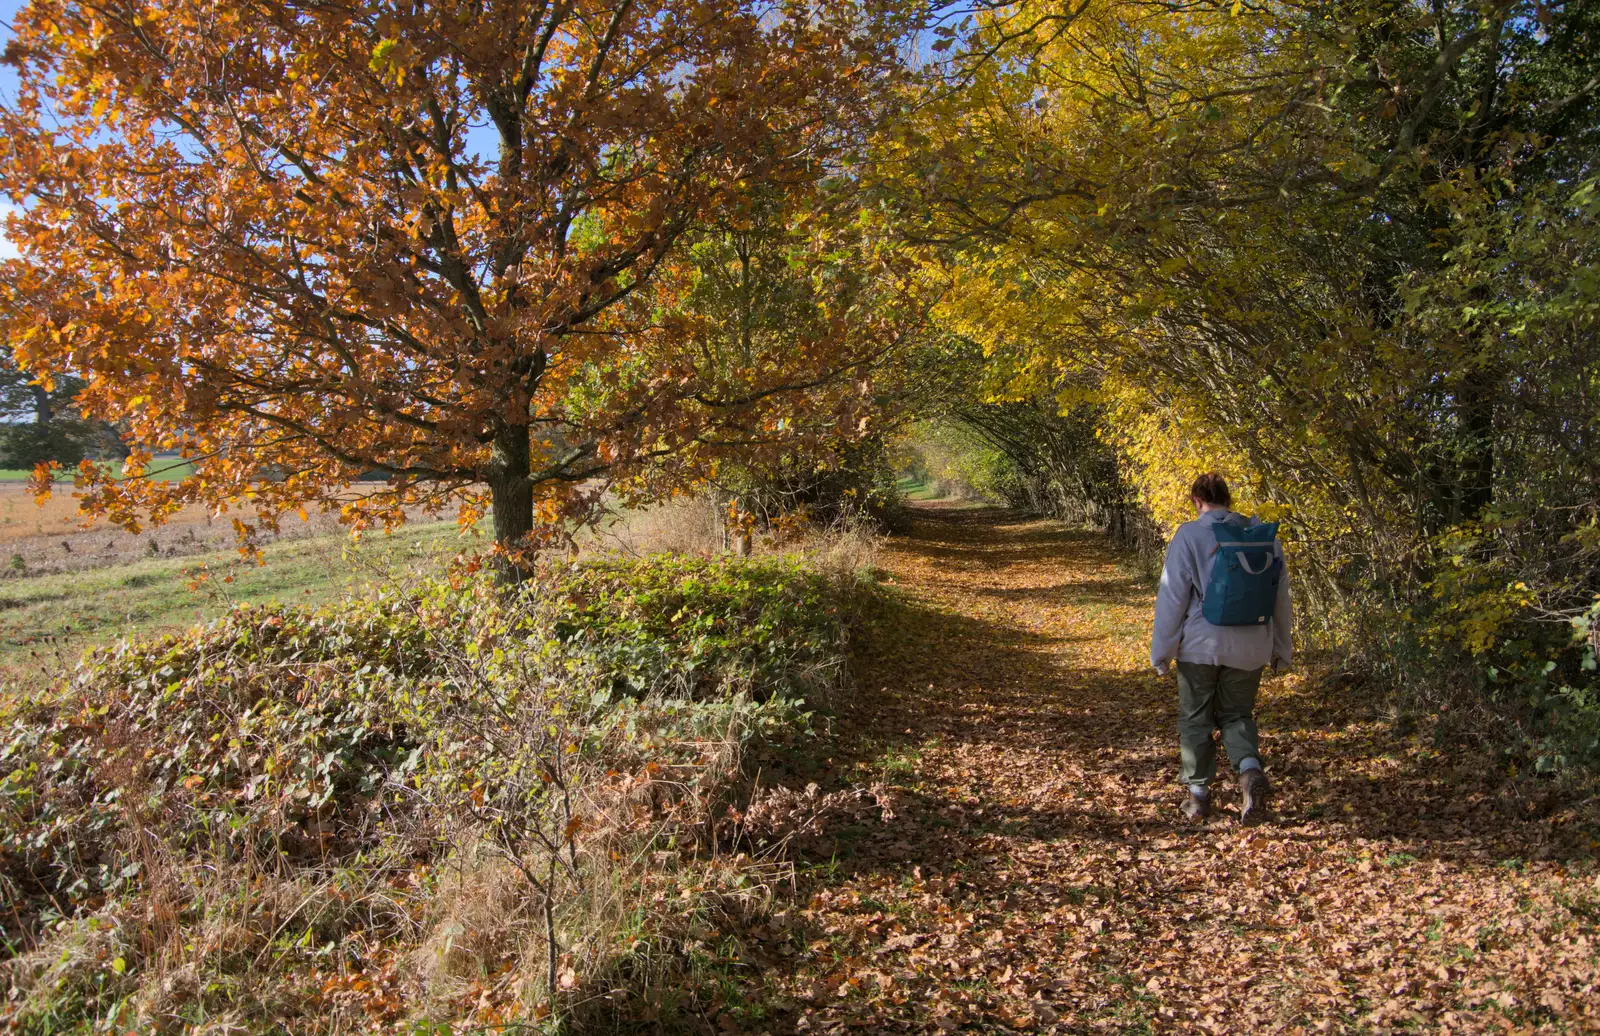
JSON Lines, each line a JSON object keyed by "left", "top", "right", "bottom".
{"left": 731, "top": 505, "right": 1600, "bottom": 1034}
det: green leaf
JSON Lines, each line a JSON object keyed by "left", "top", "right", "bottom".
{"left": 369, "top": 39, "right": 397, "bottom": 73}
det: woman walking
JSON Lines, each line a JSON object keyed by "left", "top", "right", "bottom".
{"left": 1150, "top": 473, "right": 1292, "bottom": 823}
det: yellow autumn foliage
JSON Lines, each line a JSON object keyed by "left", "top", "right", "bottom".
{"left": 897, "top": 0, "right": 1600, "bottom": 708}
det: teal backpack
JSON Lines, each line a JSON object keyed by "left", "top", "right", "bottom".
{"left": 1203, "top": 519, "right": 1282, "bottom": 626}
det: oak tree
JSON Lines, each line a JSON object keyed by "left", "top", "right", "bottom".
{"left": 0, "top": 0, "right": 911, "bottom": 561}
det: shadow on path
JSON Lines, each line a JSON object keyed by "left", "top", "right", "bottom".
{"left": 735, "top": 506, "right": 1597, "bottom": 1035}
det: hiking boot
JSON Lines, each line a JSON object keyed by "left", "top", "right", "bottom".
{"left": 1181, "top": 790, "right": 1211, "bottom": 821}
{"left": 1240, "top": 769, "right": 1271, "bottom": 825}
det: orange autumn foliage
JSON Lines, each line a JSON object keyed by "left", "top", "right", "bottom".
{"left": 0, "top": 0, "right": 913, "bottom": 557}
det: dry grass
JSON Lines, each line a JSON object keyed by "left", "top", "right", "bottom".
{"left": 408, "top": 731, "right": 790, "bottom": 1031}
{"left": 6, "top": 844, "right": 428, "bottom": 1034}
{"left": 579, "top": 492, "right": 887, "bottom": 578}
{"left": 580, "top": 494, "right": 727, "bottom": 557}
{"left": 0, "top": 483, "right": 436, "bottom": 580}
{"left": 791, "top": 514, "right": 883, "bottom": 584}
{"left": 0, "top": 481, "right": 868, "bottom": 586}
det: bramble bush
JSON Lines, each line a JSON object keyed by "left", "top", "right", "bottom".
{"left": 0, "top": 552, "right": 866, "bottom": 1032}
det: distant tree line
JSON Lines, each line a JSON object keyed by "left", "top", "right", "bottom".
{"left": 0, "top": 348, "right": 126, "bottom": 471}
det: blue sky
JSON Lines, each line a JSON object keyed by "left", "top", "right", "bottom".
{"left": 0, "top": 0, "right": 18, "bottom": 101}
{"left": 0, "top": 0, "right": 950, "bottom": 258}
{"left": 1, "top": 0, "right": 21, "bottom": 257}
{"left": 0, "top": 0, "right": 19, "bottom": 113}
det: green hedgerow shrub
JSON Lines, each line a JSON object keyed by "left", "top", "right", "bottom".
{"left": 0, "top": 552, "right": 866, "bottom": 1033}
{"left": 553, "top": 554, "right": 850, "bottom": 701}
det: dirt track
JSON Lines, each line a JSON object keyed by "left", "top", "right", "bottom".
{"left": 759, "top": 505, "right": 1598, "bottom": 1034}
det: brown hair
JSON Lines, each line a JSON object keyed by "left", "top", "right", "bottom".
{"left": 1190, "top": 472, "right": 1232, "bottom": 508}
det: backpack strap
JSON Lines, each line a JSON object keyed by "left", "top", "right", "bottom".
{"left": 1235, "top": 552, "right": 1274, "bottom": 575}
{"left": 1211, "top": 520, "right": 1281, "bottom": 575}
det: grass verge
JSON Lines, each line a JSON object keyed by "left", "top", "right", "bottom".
{"left": 0, "top": 521, "right": 474, "bottom": 679}
{"left": 0, "top": 459, "right": 197, "bottom": 483}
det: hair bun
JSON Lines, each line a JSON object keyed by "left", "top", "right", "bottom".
{"left": 1190, "top": 472, "right": 1232, "bottom": 508}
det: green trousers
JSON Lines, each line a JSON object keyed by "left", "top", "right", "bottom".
{"left": 1176, "top": 662, "right": 1264, "bottom": 786}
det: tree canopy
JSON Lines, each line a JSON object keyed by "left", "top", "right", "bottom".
{"left": 879, "top": 0, "right": 1600, "bottom": 728}
{"left": 0, "top": 0, "right": 915, "bottom": 561}
{"left": 3, "top": 0, "right": 1600, "bottom": 718}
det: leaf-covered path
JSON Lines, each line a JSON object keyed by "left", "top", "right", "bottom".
{"left": 754, "top": 506, "right": 1599, "bottom": 1034}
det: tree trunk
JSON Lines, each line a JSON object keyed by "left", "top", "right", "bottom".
{"left": 1457, "top": 363, "right": 1498, "bottom": 522}
{"left": 487, "top": 426, "right": 534, "bottom": 584}
{"left": 30, "top": 384, "right": 52, "bottom": 426}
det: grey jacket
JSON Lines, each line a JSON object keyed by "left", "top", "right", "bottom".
{"left": 1151, "top": 509, "right": 1292, "bottom": 673}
